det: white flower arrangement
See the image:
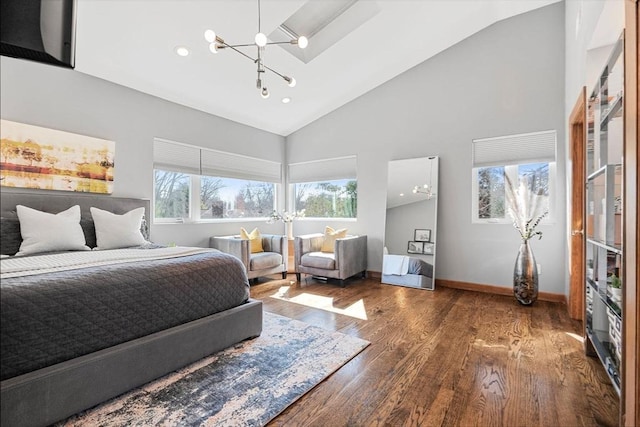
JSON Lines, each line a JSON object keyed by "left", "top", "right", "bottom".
{"left": 267, "top": 209, "right": 305, "bottom": 224}
{"left": 505, "top": 175, "right": 548, "bottom": 242}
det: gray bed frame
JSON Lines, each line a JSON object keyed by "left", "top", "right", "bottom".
{"left": 0, "top": 191, "right": 263, "bottom": 427}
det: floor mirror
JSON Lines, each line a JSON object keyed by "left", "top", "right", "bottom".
{"left": 382, "top": 156, "right": 439, "bottom": 290}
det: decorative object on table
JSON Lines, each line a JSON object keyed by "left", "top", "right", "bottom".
{"left": 505, "top": 175, "right": 548, "bottom": 305}
{"left": 407, "top": 241, "right": 424, "bottom": 254}
{"left": 59, "top": 312, "right": 369, "bottom": 426}
{"left": 423, "top": 242, "right": 435, "bottom": 255}
{"left": 0, "top": 120, "right": 115, "bottom": 194}
{"left": 267, "top": 209, "right": 305, "bottom": 240}
{"left": 202, "top": 0, "right": 308, "bottom": 99}
{"left": 414, "top": 228, "right": 431, "bottom": 242}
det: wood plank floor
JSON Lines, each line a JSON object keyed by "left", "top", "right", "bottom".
{"left": 250, "top": 275, "right": 619, "bottom": 427}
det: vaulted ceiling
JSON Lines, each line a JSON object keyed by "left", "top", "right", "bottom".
{"left": 75, "top": 0, "right": 560, "bottom": 136}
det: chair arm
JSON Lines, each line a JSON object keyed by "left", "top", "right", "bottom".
{"left": 294, "top": 233, "right": 324, "bottom": 269}
{"left": 335, "top": 235, "right": 368, "bottom": 278}
{"left": 209, "top": 236, "right": 250, "bottom": 270}
{"left": 261, "top": 234, "right": 287, "bottom": 256}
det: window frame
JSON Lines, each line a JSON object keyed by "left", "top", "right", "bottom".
{"left": 153, "top": 171, "right": 281, "bottom": 224}
{"left": 471, "top": 162, "right": 556, "bottom": 224}
{"left": 290, "top": 178, "right": 358, "bottom": 220}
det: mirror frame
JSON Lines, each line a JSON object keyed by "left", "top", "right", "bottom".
{"left": 382, "top": 156, "right": 439, "bottom": 290}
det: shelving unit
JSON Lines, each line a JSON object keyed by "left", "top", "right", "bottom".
{"left": 584, "top": 34, "right": 624, "bottom": 396}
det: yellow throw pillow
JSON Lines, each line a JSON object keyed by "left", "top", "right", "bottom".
{"left": 240, "top": 227, "right": 264, "bottom": 253}
{"left": 321, "top": 226, "right": 348, "bottom": 253}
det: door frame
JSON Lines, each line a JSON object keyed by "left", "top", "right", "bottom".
{"left": 568, "top": 87, "right": 586, "bottom": 321}
{"left": 622, "top": 1, "right": 638, "bottom": 425}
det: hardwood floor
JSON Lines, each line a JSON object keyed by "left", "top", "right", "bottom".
{"left": 250, "top": 275, "right": 619, "bottom": 427}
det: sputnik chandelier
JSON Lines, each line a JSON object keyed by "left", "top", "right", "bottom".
{"left": 204, "top": 0, "right": 308, "bottom": 99}
{"left": 412, "top": 157, "right": 437, "bottom": 199}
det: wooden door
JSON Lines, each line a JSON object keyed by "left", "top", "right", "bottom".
{"left": 568, "top": 87, "right": 586, "bottom": 321}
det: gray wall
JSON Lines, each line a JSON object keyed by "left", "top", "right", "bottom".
{"left": 287, "top": 3, "right": 567, "bottom": 293}
{"left": 0, "top": 56, "right": 286, "bottom": 247}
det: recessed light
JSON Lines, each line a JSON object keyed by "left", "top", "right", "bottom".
{"left": 281, "top": 97, "right": 291, "bottom": 104}
{"left": 399, "top": 193, "right": 404, "bottom": 197}
{"left": 175, "top": 46, "right": 190, "bottom": 57}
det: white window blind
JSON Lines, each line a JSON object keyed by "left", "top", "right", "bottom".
{"left": 288, "top": 155, "right": 357, "bottom": 183}
{"left": 154, "top": 138, "right": 281, "bottom": 182}
{"left": 472, "top": 130, "right": 557, "bottom": 168}
{"left": 153, "top": 139, "right": 201, "bottom": 175}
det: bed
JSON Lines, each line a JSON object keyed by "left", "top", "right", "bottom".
{"left": 381, "top": 253, "right": 434, "bottom": 290}
{"left": 0, "top": 191, "right": 262, "bottom": 427}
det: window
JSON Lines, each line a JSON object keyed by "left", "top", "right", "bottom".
{"left": 472, "top": 130, "right": 556, "bottom": 223}
{"left": 288, "top": 156, "right": 358, "bottom": 219}
{"left": 293, "top": 179, "right": 357, "bottom": 218}
{"left": 153, "top": 139, "right": 281, "bottom": 222}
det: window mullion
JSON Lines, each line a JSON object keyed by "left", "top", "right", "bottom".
{"left": 191, "top": 175, "right": 201, "bottom": 221}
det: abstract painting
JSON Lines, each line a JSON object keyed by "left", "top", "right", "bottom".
{"left": 1, "top": 120, "right": 115, "bottom": 194}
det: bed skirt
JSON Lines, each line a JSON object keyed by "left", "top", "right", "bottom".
{"left": 382, "top": 273, "right": 433, "bottom": 290}
{"left": 1, "top": 299, "right": 263, "bottom": 427}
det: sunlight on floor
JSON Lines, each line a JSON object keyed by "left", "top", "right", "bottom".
{"left": 270, "top": 286, "right": 368, "bottom": 320}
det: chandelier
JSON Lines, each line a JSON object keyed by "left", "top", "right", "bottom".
{"left": 204, "top": 0, "right": 308, "bottom": 99}
{"left": 412, "top": 157, "right": 437, "bottom": 199}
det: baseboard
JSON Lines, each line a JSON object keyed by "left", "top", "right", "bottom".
{"left": 367, "top": 270, "right": 381, "bottom": 280}
{"left": 367, "top": 272, "right": 566, "bottom": 304}
{"left": 436, "top": 279, "right": 567, "bottom": 304}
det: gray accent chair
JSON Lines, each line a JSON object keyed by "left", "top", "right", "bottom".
{"left": 210, "top": 234, "right": 287, "bottom": 283}
{"left": 294, "top": 233, "right": 367, "bottom": 286}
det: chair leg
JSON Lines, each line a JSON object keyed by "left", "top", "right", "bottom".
{"left": 361, "top": 270, "right": 366, "bottom": 278}
{"left": 339, "top": 279, "right": 345, "bottom": 287}
{"left": 282, "top": 271, "right": 287, "bottom": 279}
{"left": 295, "top": 273, "right": 301, "bottom": 282}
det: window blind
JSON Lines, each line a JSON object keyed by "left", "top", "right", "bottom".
{"left": 288, "top": 155, "right": 357, "bottom": 183}
{"left": 472, "top": 130, "right": 556, "bottom": 168}
{"left": 153, "top": 138, "right": 281, "bottom": 182}
{"left": 153, "top": 139, "right": 201, "bottom": 175}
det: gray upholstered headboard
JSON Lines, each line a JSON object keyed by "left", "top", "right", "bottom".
{"left": 0, "top": 191, "right": 151, "bottom": 256}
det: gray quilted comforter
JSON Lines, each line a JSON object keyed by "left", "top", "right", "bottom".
{"left": 1, "top": 250, "right": 250, "bottom": 381}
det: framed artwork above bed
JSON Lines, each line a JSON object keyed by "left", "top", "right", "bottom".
{"left": 423, "top": 242, "right": 435, "bottom": 255}
{"left": 407, "top": 241, "right": 423, "bottom": 254}
{"left": 0, "top": 120, "right": 115, "bottom": 194}
{"left": 414, "top": 228, "right": 431, "bottom": 242}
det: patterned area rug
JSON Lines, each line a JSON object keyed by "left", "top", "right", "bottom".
{"left": 60, "top": 312, "right": 369, "bottom": 426}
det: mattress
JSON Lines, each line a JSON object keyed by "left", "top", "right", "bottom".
{"left": 0, "top": 247, "right": 250, "bottom": 381}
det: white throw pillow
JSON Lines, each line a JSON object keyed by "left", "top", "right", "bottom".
{"left": 16, "top": 205, "right": 90, "bottom": 256}
{"left": 90, "top": 207, "right": 147, "bottom": 250}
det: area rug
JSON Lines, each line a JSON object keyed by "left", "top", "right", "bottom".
{"left": 59, "top": 312, "right": 369, "bottom": 426}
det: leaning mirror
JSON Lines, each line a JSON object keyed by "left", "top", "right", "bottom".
{"left": 382, "top": 156, "right": 439, "bottom": 290}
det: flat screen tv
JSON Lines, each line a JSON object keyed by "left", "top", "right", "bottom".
{"left": 1, "top": 0, "right": 75, "bottom": 68}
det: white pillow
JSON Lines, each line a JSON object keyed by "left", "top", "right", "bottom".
{"left": 90, "top": 207, "right": 147, "bottom": 250}
{"left": 16, "top": 205, "right": 90, "bottom": 256}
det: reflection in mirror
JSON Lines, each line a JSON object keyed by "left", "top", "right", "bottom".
{"left": 382, "top": 156, "right": 438, "bottom": 290}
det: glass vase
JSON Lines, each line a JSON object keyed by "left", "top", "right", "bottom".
{"left": 513, "top": 240, "right": 538, "bottom": 305}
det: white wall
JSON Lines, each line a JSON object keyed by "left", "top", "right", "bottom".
{"left": 0, "top": 56, "right": 286, "bottom": 247}
{"left": 287, "top": 3, "right": 567, "bottom": 293}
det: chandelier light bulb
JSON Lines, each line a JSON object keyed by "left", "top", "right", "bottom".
{"left": 204, "top": 29, "right": 216, "bottom": 43}
{"left": 209, "top": 43, "right": 219, "bottom": 54}
{"left": 255, "top": 32, "right": 267, "bottom": 47}
{"left": 297, "top": 36, "right": 308, "bottom": 49}
{"left": 285, "top": 76, "right": 296, "bottom": 87}
{"left": 175, "top": 46, "right": 189, "bottom": 57}
{"left": 261, "top": 87, "right": 270, "bottom": 99}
